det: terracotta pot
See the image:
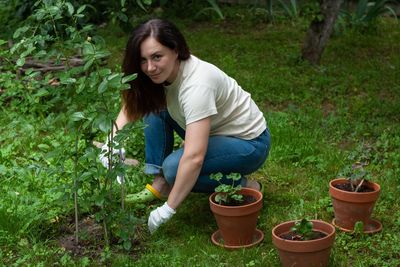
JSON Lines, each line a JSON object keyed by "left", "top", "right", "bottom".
{"left": 209, "top": 187, "right": 263, "bottom": 247}
{"left": 329, "top": 178, "right": 380, "bottom": 231}
{"left": 272, "top": 220, "right": 336, "bottom": 267}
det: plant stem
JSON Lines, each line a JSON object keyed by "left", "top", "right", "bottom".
{"left": 355, "top": 179, "right": 365, "bottom": 192}
{"left": 113, "top": 121, "right": 125, "bottom": 210}
{"left": 103, "top": 220, "right": 109, "bottom": 246}
{"left": 73, "top": 125, "right": 82, "bottom": 245}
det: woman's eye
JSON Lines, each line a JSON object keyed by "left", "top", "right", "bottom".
{"left": 153, "top": 55, "right": 161, "bottom": 61}
{"left": 140, "top": 59, "right": 147, "bottom": 65}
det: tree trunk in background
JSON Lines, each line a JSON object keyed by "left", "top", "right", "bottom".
{"left": 301, "top": 0, "right": 343, "bottom": 65}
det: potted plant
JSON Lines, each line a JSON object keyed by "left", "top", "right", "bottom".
{"left": 272, "top": 218, "right": 336, "bottom": 267}
{"left": 209, "top": 173, "right": 263, "bottom": 249}
{"left": 329, "top": 161, "right": 382, "bottom": 233}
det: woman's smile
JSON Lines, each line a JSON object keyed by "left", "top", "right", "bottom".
{"left": 140, "top": 37, "right": 179, "bottom": 84}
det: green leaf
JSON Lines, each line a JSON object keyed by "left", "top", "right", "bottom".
{"left": 107, "top": 74, "right": 121, "bottom": 89}
{"left": 83, "top": 58, "right": 95, "bottom": 71}
{"left": 66, "top": 2, "right": 74, "bottom": 16}
{"left": 60, "top": 77, "right": 77, "bottom": 85}
{"left": 123, "top": 240, "right": 132, "bottom": 251}
{"left": 83, "top": 41, "right": 95, "bottom": 55}
{"left": 95, "top": 196, "right": 104, "bottom": 207}
{"left": 354, "top": 221, "right": 364, "bottom": 235}
{"left": 0, "top": 40, "right": 7, "bottom": 46}
{"left": 13, "top": 26, "right": 30, "bottom": 39}
{"left": 120, "top": 84, "right": 131, "bottom": 90}
{"left": 94, "top": 115, "right": 112, "bottom": 133}
{"left": 34, "top": 88, "right": 49, "bottom": 97}
{"left": 77, "top": 82, "right": 86, "bottom": 94}
{"left": 210, "top": 172, "right": 223, "bottom": 181}
{"left": 98, "top": 79, "right": 108, "bottom": 93}
{"left": 20, "top": 46, "right": 36, "bottom": 58}
{"left": 231, "top": 194, "right": 243, "bottom": 202}
{"left": 0, "top": 165, "right": 6, "bottom": 175}
{"left": 215, "top": 194, "right": 227, "bottom": 204}
{"left": 227, "top": 173, "right": 241, "bottom": 181}
{"left": 122, "top": 73, "right": 137, "bottom": 84}
{"left": 94, "top": 50, "right": 111, "bottom": 59}
{"left": 72, "top": 112, "right": 86, "bottom": 121}
{"left": 16, "top": 57, "right": 25, "bottom": 67}
{"left": 77, "top": 4, "right": 86, "bottom": 14}
{"left": 99, "top": 68, "right": 112, "bottom": 77}
{"left": 38, "top": 144, "right": 50, "bottom": 150}
{"left": 136, "top": 0, "right": 149, "bottom": 11}
{"left": 117, "top": 12, "right": 128, "bottom": 22}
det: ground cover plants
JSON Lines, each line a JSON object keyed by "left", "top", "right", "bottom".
{"left": 1, "top": 1, "right": 400, "bottom": 266}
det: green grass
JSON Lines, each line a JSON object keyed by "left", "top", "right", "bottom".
{"left": 1, "top": 13, "right": 400, "bottom": 266}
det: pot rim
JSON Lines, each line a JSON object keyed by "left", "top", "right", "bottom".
{"left": 329, "top": 178, "right": 380, "bottom": 203}
{"left": 272, "top": 220, "right": 336, "bottom": 253}
{"left": 209, "top": 187, "right": 263, "bottom": 209}
{"left": 330, "top": 178, "right": 380, "bottom": 192}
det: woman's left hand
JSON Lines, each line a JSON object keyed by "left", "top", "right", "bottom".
{"left": 148, "top": 202, "right": 176, "bottom": 234}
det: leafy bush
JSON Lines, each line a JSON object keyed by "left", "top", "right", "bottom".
{"left": 337, "top": 0, "right": 398, "bottom": 33}
{"left": 1, "top": 0, "right": 146, "bottom": 252}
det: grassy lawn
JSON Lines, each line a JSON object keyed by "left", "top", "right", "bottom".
{"left": 1, "top": 13, "right": 399, "bottom": 266}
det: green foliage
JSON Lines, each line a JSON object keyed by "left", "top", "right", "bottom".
{"left": 337, "top": 142, "right": 375, "bottom": 191}
{"left": 337, "top": 0, "right": 398, "bottom": 33}
{"left": 195, "top": 0, "right": 224, "bottom": 20}
{"left": 210, "top": 172, "right": 243, "bottom": 205}
{"left": 278, "top": 0, "right": 300, "bottom": 19}
{"left": 1, "top": 0, "right": 146, "bottom": 255}
{"left": 1, "top": 4, "right": 400, "bottom": 266}
{"left": 290, "top": 218, "right": 318, "bottom": 240}
{"left": 338, "top": 161, "right": 372, "bottom": 192}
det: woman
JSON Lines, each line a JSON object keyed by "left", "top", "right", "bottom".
{"left": 102, "top": 18, "right": 271, "bottom": 233}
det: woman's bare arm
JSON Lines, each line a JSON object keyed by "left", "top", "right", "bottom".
{"left": 166, "top": 117, "right": 211, "bottom": 209}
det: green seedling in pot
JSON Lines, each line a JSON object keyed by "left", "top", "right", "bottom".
{"left": 339, "top": 161, "right": 371, "bottom": 192}
{"left": 290, "top": 218, "right": 318, "bottom": 241}
{"left": 210, "top": 172, "right": 243, "bottom": 205}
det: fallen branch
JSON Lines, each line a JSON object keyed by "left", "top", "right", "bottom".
{"left": 19, "top": 56, "right": 85, "bottom": 73}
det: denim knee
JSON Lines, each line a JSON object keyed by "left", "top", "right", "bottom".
{"left": 161, "top": 156, "right": 179, "bottom": 186}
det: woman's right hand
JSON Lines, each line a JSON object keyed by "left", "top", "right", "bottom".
{"left": 99, "top": 141, "right": 126, "bottom": 184}
{"left": 99, "top": 141, "right": 126, "bottom": 168}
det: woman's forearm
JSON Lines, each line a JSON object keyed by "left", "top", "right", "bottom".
{"left": 167, "top": 154, "right": 203, "bottom": 209}
{"left": 166, "top": 117, "right": 211, "bottom": 209}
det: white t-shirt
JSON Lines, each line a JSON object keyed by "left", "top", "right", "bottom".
{"left": 164, "top": 55, "right": 267, "bottom": 140}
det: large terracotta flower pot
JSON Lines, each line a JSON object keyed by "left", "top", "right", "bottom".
{"left": 329, "top": 178, "right": 381, "bottom": 232}
{"left": 209, "top": 187, "right": 263, "bottom": 248}
{"left": 272, "top": 220, "right": 336, "bottom": 267}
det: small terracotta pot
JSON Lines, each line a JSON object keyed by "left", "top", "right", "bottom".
{"left": 272, "top": 220, "right": 336, "bottom": 267}
{"left": 329, "top": 178, "right": 380, "bottom": 231}
{"left": 209, "top": 188, "right": 263, "bottom": 247}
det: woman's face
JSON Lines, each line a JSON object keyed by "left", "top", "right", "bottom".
{"left": 140, "top": 37, "right": 179, "bottom": 84}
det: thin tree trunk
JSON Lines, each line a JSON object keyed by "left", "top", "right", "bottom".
{"left": 301, "top": 0, "right": 343, "bottom": 65}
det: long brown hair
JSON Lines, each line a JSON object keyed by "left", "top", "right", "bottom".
{"left": 122, "top": 19, "right": 190, "bottom": 121}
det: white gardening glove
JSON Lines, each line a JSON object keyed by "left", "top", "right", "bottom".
{"left": 148, "top": 202, "right": 176, "bottom": 234}
{"left": 99, "top": 140, "right": 126, "bottom": 184}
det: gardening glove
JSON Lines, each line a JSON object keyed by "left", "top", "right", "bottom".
{"left": 148, "top": 202, "right": 176, "bottom": 234}
{"left": 99, "top": 140, "right": 126, "bottom": 184}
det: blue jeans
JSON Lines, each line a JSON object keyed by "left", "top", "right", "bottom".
{"left": 144, "top": 110, "right": 271, "bottom": 193}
